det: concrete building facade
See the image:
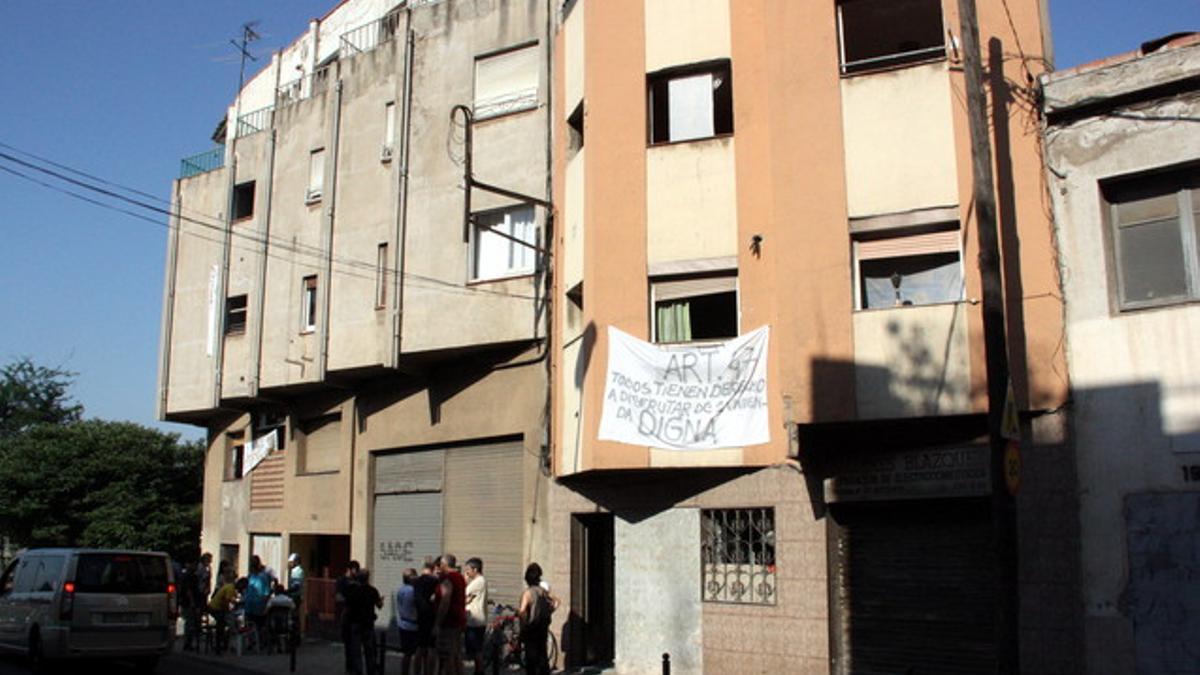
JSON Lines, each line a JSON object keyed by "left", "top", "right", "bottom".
{"left": 548, "top": 1, "right": 1073, "bottom": 673}
{"left": 160, "top": 0, "right": 554, "bottom": 631}
{"left": 1042, "top": 34, "right": 1200, "bottom": 675}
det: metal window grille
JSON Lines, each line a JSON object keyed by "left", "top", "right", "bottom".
{"left": 701, "top": 508, "right": 776, "bottom": 605}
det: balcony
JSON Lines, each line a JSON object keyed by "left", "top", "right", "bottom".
{"left": 179, "top": 146, "right": 224, "bottom": 179}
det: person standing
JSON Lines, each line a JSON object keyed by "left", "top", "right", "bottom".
{"left": 434, "top": 554, "right": 468, "bottom": 675}
{"left": 346, "top": 569, "right": 383, "bottom": 675}
{"left": 463, "top": 558, "right": 488, "bottom": 675}
{"left": 287, "top": 553, "right": 305, "bottom": 601}
{"left": 244, "top": 556, "right": 274, "bottom": 648}
{"left": 518, "top": 563, "right": 555, "bottom": 675}
{"left": 337, "top": 561, "right": 362, "bottom": 674}
{"left": 393, "top": 568, "right": 419, "bottom": 675}
{"left": 413, "top": 561, "right": 441, "bottom": 675}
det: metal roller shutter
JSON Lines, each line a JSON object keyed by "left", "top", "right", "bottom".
{"left": 372, "top": 491, "right": 443, "bottom": 628}
{"left": 376, "top": 450, "right": 445, "bottom": 493}
{"left": 443, "top": 440, "right": 525, "bottom": 607}
{"left": 831, "top": 499, "right": 997, "bottom": 675}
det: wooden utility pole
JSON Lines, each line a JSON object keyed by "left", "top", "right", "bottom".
{"left": 956, "top": 0, "right": 1018, "bottom": 672}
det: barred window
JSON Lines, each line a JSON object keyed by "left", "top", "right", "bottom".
{"left": 701, "top": 507, "right": 776, "bottom": 605}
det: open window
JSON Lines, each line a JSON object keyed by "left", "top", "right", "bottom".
{"left": 225, "top": 429, "right": 245, "bottom": 481}
{"left": 651, "top": 273, "right": 738, "bottom": 343}
{"left": 233, "top": 181, "right": 256, "bottom": 221}
{"left": 648, "top": 60, "right": 733, "bottom": 145}
{"left": 471, "top": 205, "right": 537, "bottom": 281}
{"left": 853, "top": 226, "right": 964, "bottom": 309}
{"left": 474, "top": 43, "right": 539, "bottom": 120}
{"left": 301, "top": 275, "right": 318, "bottom": 333}
{"left": 224, "top": 294, "right": 247, "bottom": 336}
{"left": 838, "top": 0, "right": 946, "bottom": 75}
{"left": 1103, "top": 167, "right": 1200, "bottom": 311}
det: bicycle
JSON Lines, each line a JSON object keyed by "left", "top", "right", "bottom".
{"left": 481, "top": 603, "right": 558, "bottom": 674}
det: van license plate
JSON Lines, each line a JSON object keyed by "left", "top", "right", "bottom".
{"left": 100, "top": 612, "right": 150, "bottom": 625}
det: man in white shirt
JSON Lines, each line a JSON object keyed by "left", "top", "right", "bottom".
{"left": 463, "top": 557, "right": 488, "bottom": 675}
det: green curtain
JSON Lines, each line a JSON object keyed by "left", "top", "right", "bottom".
{"left": 656, "top": 300, "right": 692, "bottom": 342}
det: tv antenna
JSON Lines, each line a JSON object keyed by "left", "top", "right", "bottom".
{"left": 229, "top": 21, "right": 262, "bottom": 98}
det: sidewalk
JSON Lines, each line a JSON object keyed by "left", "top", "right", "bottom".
{"left": 175, "top": 638, "right": 404, "bottom": 675}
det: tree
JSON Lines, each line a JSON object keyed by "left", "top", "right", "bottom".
{"left": 0, "top": 420, "right": 204, "bottom": 561}
{"left": 0, "top": 357, "right": 83, "bottom": 439}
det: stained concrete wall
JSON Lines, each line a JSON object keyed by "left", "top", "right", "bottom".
{"left": 1042, "top": 41, "right": 1200, "bottom": 675}
{"left": 646, "top": 138, "right": 739, "bottom": 266}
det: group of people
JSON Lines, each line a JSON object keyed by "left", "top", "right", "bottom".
{"left": 178, "top": 551, "right": 306, "bottom": 655}
{"left": 336, "top": 553, "right": 556, "bottom": 675}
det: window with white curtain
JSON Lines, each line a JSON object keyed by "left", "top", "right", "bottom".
{"left": 853, "top": 227, "right": 964, "bottom": 310}
{"left": 307, "top": 148, "right": 325, "bottom": 202}
{"left": 474, "top": 43, "right": 539, "bottom": 119}
{"left": 648, "top": 60, "right": 733, "bottom": 145}
{"left": 471, "top": 205, "right": 537, "bottom": 281}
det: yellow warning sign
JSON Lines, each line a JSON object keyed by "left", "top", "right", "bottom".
{"left": 1004, "top": 441, "right": 1021, "bottom": 496}
{"left": 1001, "top": 379, "right": 1020, "bottom": 441}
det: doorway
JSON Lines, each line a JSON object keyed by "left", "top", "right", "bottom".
{"left": 568, "top": 513, "right": 614, "bottom": 669}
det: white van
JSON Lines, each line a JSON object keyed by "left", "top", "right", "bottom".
{"left": 0, "top": 549, "right": 177, "bottom": 672}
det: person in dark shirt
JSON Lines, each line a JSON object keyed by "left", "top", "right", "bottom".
{"left": 346, "top": 569, "right": 383, "bottom": 675}
{"left": 336, "top": 561, "right": 362, "bottom": 674}
{"left": 412, "top": 560, "right": 441, "bottom": 675}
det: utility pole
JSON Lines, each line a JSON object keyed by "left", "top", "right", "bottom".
{"left": 955, "top": 0, "right": 1012, "bottom": 667}
{"left": 956, "top": 0, "right": 1018, "bottom": 672}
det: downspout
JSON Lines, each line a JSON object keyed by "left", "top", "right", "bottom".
{"left": 249, "top": 129, "right": 278, "bottom": 397}
{"left": 157, "top": 186, "right": 184, "bottom": 420}
{"left": 318, "top": 78, "right": 344, "bottom": 380}
{"left": 391, "top": 16, "right": 415, "bottom": 369}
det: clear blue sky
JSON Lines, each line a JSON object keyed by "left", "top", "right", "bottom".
{"left": 0, "top": 0, "right": 1196, "bottom": 441}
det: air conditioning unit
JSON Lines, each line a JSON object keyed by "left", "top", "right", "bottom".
{"left": 380, "top": 144, "right": 394, "bottom": 162}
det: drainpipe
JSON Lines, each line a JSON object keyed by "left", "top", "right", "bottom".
{"left": 318, "top": 78, "right": 344, "bottom": 381}
{"left": 157, "top": 187, "right": 184, "bottom": 420}
{"left": 391, "top": 17, "right": 415, "bottom": 369}
{"left": 249, "top": 129, "right": 278, "bottom": 397}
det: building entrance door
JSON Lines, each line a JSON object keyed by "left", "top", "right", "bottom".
{"left": 568, "top": 513, "right": 614, "bottom": 668}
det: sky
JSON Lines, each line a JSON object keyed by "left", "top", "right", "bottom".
{"left": 0, "top": 0, "right": 1197, "bottom": 442}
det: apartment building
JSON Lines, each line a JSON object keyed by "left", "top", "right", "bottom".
{"left": 548, "top": 1, "right": 1072, "bottom": 673}
{"left": 159, "top": 0, "right": 553, "bottom": 631}
{"left": 1042, "top": 34, "right": 1200, "bottom": 675}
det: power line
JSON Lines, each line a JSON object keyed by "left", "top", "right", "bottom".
{"left": 0, "top": 146, "right": 544, "bottom": 302}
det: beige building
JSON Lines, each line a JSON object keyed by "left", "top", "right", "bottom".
{"left": 160, "top": 0, "right": 554, "bottom": 631}
{"left": 548, "top": 0, "right": 1073, "bottom": 673}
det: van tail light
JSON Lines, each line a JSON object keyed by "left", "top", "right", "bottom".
{"left": 167, "top": 582, "right": 179, "bottom": 620}
{"left": 60, "top": 581, "right": 75, "bottom": 621}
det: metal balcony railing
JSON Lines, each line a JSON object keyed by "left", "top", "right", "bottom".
{"left": 179, "top": 146, "right": 224, "bottom": 179}
{"left": 276, "top": 64, "right": 334, "bottom": 108}
{"left": 235, "top": 105, "right": 275, "bottom": 138}
{"left": 340, "top": 11, "right": 401, "bottom": 55}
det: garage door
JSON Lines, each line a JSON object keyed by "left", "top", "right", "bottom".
{"left": 830, "top": 499, "right": 997, "bottom": 675}
{"left": 443, "top": 440, "right": 525, "bottom": 606}
{"left": 373, "top": 449, "right": 445, "bottom": 628}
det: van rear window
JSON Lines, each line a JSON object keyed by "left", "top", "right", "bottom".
{"left": 74, "top": 554, "right": 168, "bottom": 594}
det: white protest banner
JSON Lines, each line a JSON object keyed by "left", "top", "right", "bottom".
{"left": 598, "top": 325, "right": 770, "bottom": 450}
{"left": 243, "top": 428, "right": 278, "bottom": 474}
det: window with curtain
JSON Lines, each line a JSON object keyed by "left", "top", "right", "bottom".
{"left": 648, "top": 60, "right": 733, "bottom": 145}
{"left": 472, "top": 205, "right": 537, "bottom": 281}
{"left": 854, "top": 227, "right": 964, "bottom": 309}
{"left": 652, "top": 274, "right": 738, "bottom": 343}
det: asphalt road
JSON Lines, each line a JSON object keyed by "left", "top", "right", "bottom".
{"left": 0, "top": 652, "right": 231, "bottom": 675}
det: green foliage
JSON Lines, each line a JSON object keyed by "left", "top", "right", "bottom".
{"left": 0, "top": 357, "right": 83, "bottom": 439}
{"left": 0, "top": 420, "right": 204, "bottom": 561}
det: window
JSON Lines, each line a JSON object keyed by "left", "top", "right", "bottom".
{"left": 567, "top": 101, "right": 585, "bottom": 157}
{"left": 307, "top": 148, "right": 325, "bottom": 202}
{"left": 648, "top": 60, "right": 733, "bottom": 145}
{"left": 382, "top": 102, "right": 396, "bottom": 161}
{"left": 301, "top": 275, "right": 318, "bottom": 333}
{"left": 1104, "top": 168, "right": 1200, "bottom": 311}
{"left": 233, "top": 181, "right": 256, "bottom": 221}
{"left": 702, "top": 508, "right": 775, "bottom": 605}
{"left": 225, "top": 430, "right": 245, "bottom": 481}
{"left": 651, "top": 273, "right": 738, "bottom": 343}
{"left": 853, "top": 227, "right": 964, "bottom": 309}
{"left": 474, "top": 43, "right": 539, "bottom": 119}
{"left": 254, "top": 411, "right": 287, "bottom": 452}
{"left": 838, "top": 0, "right": 946, "bottom": 74}
{"left": 30, "top": 556, "right": 64, "bottom": 593}
{"left": 224, "top": 294, "right": 247, "bottom": 336}
{"left": 376, "top": 243, "right": 389, "bottom": 309}
{"left": 471, "top": 205, "right": 537, "bottom": 281}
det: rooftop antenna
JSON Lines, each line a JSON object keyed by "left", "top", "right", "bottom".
{"left": 230, "top": 21, "right": 262, "bottom": 100}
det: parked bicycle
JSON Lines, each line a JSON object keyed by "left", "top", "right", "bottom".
{"left": 481, "top": 602, "right": 558, "bottom": 675}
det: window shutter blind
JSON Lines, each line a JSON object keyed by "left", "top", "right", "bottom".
{"left": 653, "top": 275, "right": 737, "bottom": 302}
{"left": 475, "top": 46, "right": 538, "bottom": 114}
{"left": 856, "top": 230, "right": 960, "bottom": 261}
